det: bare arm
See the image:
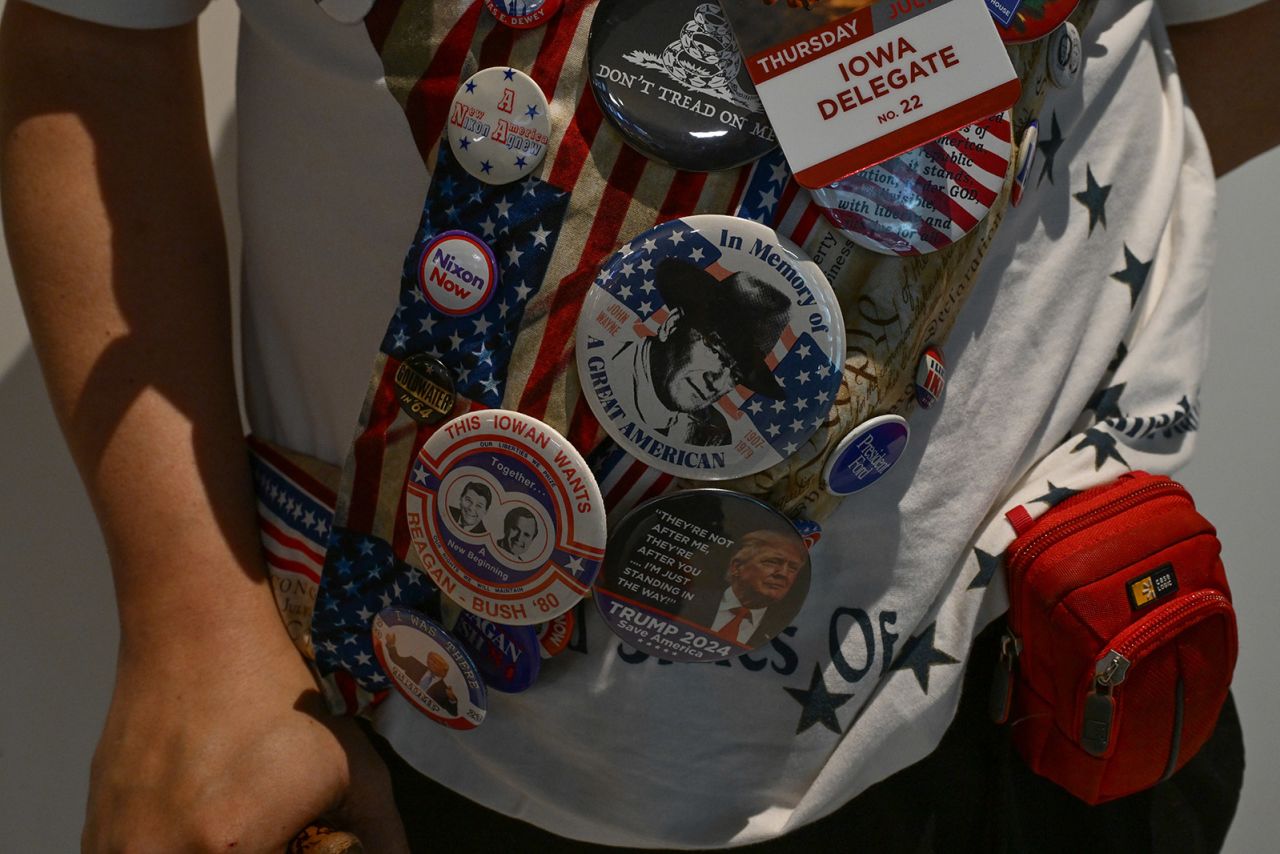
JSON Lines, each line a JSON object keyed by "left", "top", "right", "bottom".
{"left": 1167, "top": 0, "right": 1280, "bottom": 177}
{"left": 0, "top": 3, "right": 404, "bottom": 850}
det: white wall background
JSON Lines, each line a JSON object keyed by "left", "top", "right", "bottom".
{"left": 0, "top": 2, "right": 1275, "bottom": 850}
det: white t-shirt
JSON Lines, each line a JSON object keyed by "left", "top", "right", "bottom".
{"left": 26, "top": 0, "right": 1247, "bottom": 847}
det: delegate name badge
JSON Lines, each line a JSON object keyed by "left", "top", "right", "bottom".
{"left": 575, "top": 215, "right": 845, "bottom": 481}
{"left": 371, "top": 607, "right": 487, "bottom": 730}
{"left": 405, "top": 410, "right": 606, "bottom": 626}
{"left": 718, "top": 0, "right": 1019, "bottom": 188}
{"left": 594, "top": 489, "right": 812, "bottom": 663}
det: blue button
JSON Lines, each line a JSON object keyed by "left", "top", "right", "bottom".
{"left": 452, "top": 612, "right": 542, "bottom": 692}
{"left": 823, "top": 415, "right": 911, "bottom": 496}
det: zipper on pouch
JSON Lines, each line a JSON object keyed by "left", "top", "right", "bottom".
{"left": 1008, "top": 481, "right": 1190, "bottom": 631}
{"left": 1079, "top": 590, "right": 1231, "bottom": 757}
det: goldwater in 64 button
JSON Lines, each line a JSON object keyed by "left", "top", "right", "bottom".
{"left": 405, "top": 410, "right": 606, "bottom": 625}
{"left": 594, "top": 489, "right": 811, "bottom": 663}
{"left": 575, "top": 215, "right": 845, "bottom": 481}
{"left": 371, "top": 607, "right": 487, "bottom": 729}
{"left": 447, "top": 67, "right": 551, "bottom": 185}
{"left": 588, "top": 0, "right": 777, "bottom": 171}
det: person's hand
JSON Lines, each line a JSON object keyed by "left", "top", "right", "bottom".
{"left": 82, "top": 621, "right": 409, "bottom": 853}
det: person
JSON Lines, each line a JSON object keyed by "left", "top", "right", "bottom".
{"left": 613, "top": 258, "right": 791, "bottom": 447}
{"left": 448, "top": 480, "right": 491, "bottom": 535}
{"left": 2, "top": 0, "right": 1277, "bottom": 852}
{"left": 496, "top": 506, "right": 539, "bottom": 559}
{"left": 686, "top": 528, "right": 807, "bottom": 646}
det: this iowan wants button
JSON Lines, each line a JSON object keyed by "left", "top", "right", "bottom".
{"left": 808, "top": 111, "right": 1012, "bottom": 256}
{"left": 594, "top": 489, "right": 812, "bottom": 663}
{"left": 405, "top": 410, "right": 606, "bottom": 626}
{"left": 588, "top": 0, "right": 777, "bottom": 171}
{"left": 371, "top": 607, "right": 487, "bottom": 729}
{"left": 576, "top": 215, "right": 846, "bottom": 481}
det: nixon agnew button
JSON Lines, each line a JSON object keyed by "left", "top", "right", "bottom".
{"left": 371, "top": 607, "right": 487, "bottom": 729}
{"left": 809, "top": 112, "right": 1012, "bottom": 256}
{"left": 418, "top": 230, "right": 499, "bottom": 317}
{"left": 594, "top": 489, "right": 811, "bottom": 663}
{"left": 484, "top": 0, "right": 563, "bottom": 29}
{"left": 394, "top": 353, "right": 457, "bottom": 426}
{"left": 1047, "top": 21, "right": 1082, "bottom": 89}
{"left": 575, "top": 214, "right": 845, "bottom": 481}
{"left": 405, "top": 410, "right": 606, "bottom": 625}
{"left": 588, "top": 0, "right": 777, "bottom": 171}
{"left": 447, "top": 67, "right": 552, "bottom": 185}
{"left": 914, "top": 346, "right": 947, "bottom": 409}
{"left": 823, "top": 414, "right": 911, "bottom": 496}
{"left": 993, "top": 0, "right": 1081, "bottom": 44}
{"left": 452, "top": 611, "right": 542, "bottom": 692}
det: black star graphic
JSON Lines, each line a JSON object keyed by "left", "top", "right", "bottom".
{"left": 1031, "top": 481, "right": 1081, "bottom": 508}
{"left": 784, "top": 664, "right": 856, "bottom": 735}
{"left": 1108, "top": 341, "right": 1129, "bottom": 374}
{"left": 968, "top": 548, "right": 1002, "bottom": 590}
{"left": 1087, "top": 382, "right": 1126, "bottom": 422}
{"left": 1073, "top": 166, "right": 1112, "bottom": 235}
{"left": 1112, "top": 245, "right": 1153, "bottom": 308}
{"left": 890, "top": 623, "right": 958, "bottom": 694}
{"left": 1037, "top": 111, "right": 1065, "bottom": 186}
{"left": 1072, "top": 428, "right": 1130, "bottom": 470}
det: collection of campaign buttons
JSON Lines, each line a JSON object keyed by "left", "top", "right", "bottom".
{"left": 360, "top": 5, "right": 1093, "bottom": 722}
{"left": 809, "top": 112, "right": 1013, "bottom": 256}
{"left": 448, "top": 67, "right": 552, "bottom": 185}
{"left": 594, "top": 489, "right": 811, "bottom": 663}
{"left": 575, "top": 215, "right": 845, "bottom": 480}
{"left": 587, "top": 0, "right": 777, "bottom": 171}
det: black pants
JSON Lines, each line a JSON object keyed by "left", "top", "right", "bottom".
{"left": 365, "top": 619, "right": 1244, "bottom": 852}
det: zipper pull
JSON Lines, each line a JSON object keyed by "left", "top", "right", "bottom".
{"left": 1081, "top": 650, "right": 1131, "bottom": 756}
{"left": 990, "top": 630, "right": 1022, "bottom": 724}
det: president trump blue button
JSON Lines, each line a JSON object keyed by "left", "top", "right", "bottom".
{"left": 576, "top": 215, "right": 845, "bottom": 481}
{"left": 594, "top": 489, "right": 811, "bottom": 663}
{"left": 823, "top": 414, "right": 910, "bottom": 496}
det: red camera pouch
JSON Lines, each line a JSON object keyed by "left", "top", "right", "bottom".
{"left": 992, "top": 472, "right": 1237, "bottom": 805}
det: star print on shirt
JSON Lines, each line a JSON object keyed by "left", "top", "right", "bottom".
{"left": 1112, "top": 244, "right": 1152, "bottom": 308}
{"left": 968, "top": 548, "right": 1001, "bottom": 590}
{"left": 1087, "top": 382, "right": 1126, "bottom": 422}
{"left": 1031, "top": 481, "right": 1081, "bottom": 508}
{"left": 1037, "top": 111, "right": 1065, "bottom": 186}
{"left": 784, "top": 663, "right": 856, "bottom": 735}
{"left": 1072, "top": 428, "right": 1130, "bottom": 470}
{"left": 890, "top": 622, "right": 958, "bottom": 693}
{"left": 1073, "top": 165, "right": 1111, "bottom": 235}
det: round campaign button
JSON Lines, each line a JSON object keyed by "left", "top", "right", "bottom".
{"left": 315, "top": 0, "right": 374, "bottom": 25}
{"left": 1047, "top": 22, "right": 1083, "bottom": 89}
{"left": 994, "top": 0, "right": 1081, "bottom": 45}
{"left": 371, "top": 607, "right": 487, "bottom": 730}
{"left": 594, "top": 489, "right": 811, "bottom": 663}
{"left": 1011, "top": 121, "right": 1039, "bottom": 209}
{"left": 484, "top": 0, "right": 562, "bottom": 29}
{"left": 576, "top": 215, "right": 845, "bottom": 481}
{"left": 810, "top": 112, "right": 1013, "bottom": 256}
{"left": 447, "top": 67, "right": 552, "bottom": 185}
{"left": 588, "top": 0, "right": 777, "bottom": 171}
{"left": 914, "top": 346, "right": 947, "bottom": 409}
{"left": 418, "top": 230, "right": 499, "bottom": 317}
{"left": 452, "top": 611, "right": 541, "bottom": 692}
{"left": 536, "top": 610, "right": 576, "bottom": 659}
{"left": 395, "top": 353, "right": 457, "bottom": 426}
{"left": 405, "top": 410, "right": 606, "bottom": 625}
{"left": 823, "top": 414, "right": 910, "bottom": 496}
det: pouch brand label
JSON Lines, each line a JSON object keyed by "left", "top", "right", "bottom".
{"left": 1127, "top": 563, "right": 1179, "bottom": 610}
